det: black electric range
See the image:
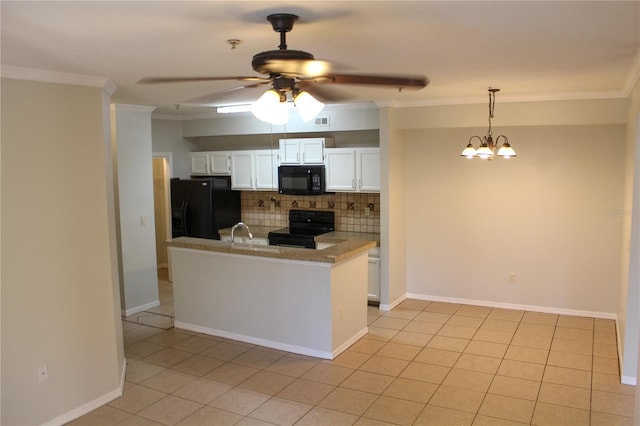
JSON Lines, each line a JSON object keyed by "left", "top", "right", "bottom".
{"left": 268, "top": 210, "right": 335, "bottom": 249}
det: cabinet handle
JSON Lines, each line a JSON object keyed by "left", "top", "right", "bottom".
{"left": 358, "top": 179, "right": 362, "bottom": 189}
{"left": 352, "top": 179, "right": 356, "bottom": 189}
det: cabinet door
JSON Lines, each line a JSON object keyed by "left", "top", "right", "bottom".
{"left": 357, "top": 148, "right": 381, "bottom": 192}
{"left": 325, "top": 149, "right": 356, "bottom": 191}
{"left": 254, "top": 150, "right": 278, "bottom": 190}
{"left": 230, "top": 151, "right": 255, "bottom": 190}
{"left": 300, "top": 139, "right": 325, "bottom": 164}
{"left": 368, "top": 251, "right": 381, "bottom": 301}
{"left": 279, "top": 139, "right": 301, "bottom": 164}
{"left": 209, "top": 152, "right": 231, "bottom": 175}
{"left": 189, "top": 152, "right": 210, "bottom": 175}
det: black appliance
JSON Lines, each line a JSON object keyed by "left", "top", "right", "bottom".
{"left": 171, "top": 177, "right": 241, "bottom": 240}
{"left": 268, "top": 209, "right": 335, "bottom": 249}
{"left": 278, "top": 165, "right": 326, "bottom": 195}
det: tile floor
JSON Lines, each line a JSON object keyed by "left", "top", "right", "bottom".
{"left": 70, "top": 271, "right": 636, "bottom": 426}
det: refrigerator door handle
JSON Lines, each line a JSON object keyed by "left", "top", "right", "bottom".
{"left": 182, "top": 201, "right": 190, "bottom": 237}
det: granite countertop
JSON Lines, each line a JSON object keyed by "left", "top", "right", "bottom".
{"left": 168, "top": 226, "right": 379, "bottom": 264}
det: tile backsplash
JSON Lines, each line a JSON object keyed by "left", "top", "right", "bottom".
{"left": 241, "top": 191, "right": 380, "bottom": 233}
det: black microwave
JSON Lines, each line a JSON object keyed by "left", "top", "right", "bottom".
{"left": 278, "top": 165, "right": 326, "bottom": 195}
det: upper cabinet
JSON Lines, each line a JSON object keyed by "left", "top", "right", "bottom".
{"left": 189, "top": 152, "right": 210, "bottom": 175}
{"left": 279, "top": 138, "right": 334, "bottom": 165}
{"left": 189, "top": 151, "right": 231, "bottom": 176}
{"left": 325, "top": 147, "right": 380, "bottom": 193}
{"left": 229, "top": 150, "right": 278, "bottom": 191}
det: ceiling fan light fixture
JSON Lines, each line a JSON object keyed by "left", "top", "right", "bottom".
{"left": 251, "top": 89, "right": 289, "bottom": 125}
{"left": 293, "top": 90, "right": 325, "bottom": 122}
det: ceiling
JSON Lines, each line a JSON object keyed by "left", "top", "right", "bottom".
{"left": 2, "top": 1, "right": 639, "bottom": 117}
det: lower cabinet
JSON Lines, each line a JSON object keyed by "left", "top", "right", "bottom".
{"left": 368, "top": 247, "right": 381, "bottom": 302}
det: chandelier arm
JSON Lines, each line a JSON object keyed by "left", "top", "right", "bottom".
{"left": 495, "top": 134, "right": 509, "bottom": 146}
{"left": 468, "top": 135, "right": 483, "bottom": 145}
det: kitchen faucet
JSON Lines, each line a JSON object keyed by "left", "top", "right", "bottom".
{"left": 230, "top": 222, "right": 253, "bottom": 242}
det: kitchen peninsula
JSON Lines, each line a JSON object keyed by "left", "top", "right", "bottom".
{"left": 167, "top": 231, "right": 377, "bottom": 359}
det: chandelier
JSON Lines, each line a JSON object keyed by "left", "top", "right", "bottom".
{"left": 461, "top": 88, "right": 516, "bottom": 159}
{"left": 251, "top": 77, "right": 325, "bottom": 125}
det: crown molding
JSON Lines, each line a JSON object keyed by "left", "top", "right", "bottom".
{"left": 111, "top": 104, "right": 156, "bottom": 114}
{"left": 1, "top": 65, "right": 116, "bottom": 94}
{"left": 622, "top": 48, "right": 640, "bottom": 96}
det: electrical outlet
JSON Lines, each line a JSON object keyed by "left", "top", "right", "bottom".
{"left": 38, "top": 364, "right": 48, "bottom": 382}
{"left": 508, "top": 273, "right": 516, "bottom": 284}
{"left": 365, "top": 207, "right": 371, "bottom": 216}
{"left": 140, "top": 215, "right": 147, "bottom": 226}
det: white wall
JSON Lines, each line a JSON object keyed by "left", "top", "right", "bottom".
{"left": 151, "top": 119, "right": 199, "bottom": 179}
{"left": 112, "top": 105, "right": 159, "bottom": 315}
{"left": 1, "top": 78, "right": 124, "bottom": 425}
{"left": 404, "top": 124, "right": 625, "bottom": 315}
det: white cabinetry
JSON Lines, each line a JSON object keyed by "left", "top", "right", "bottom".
{"left": 189, "top": 152, "right": 210, "bottom": 175}
{"left": 325, "top": 147, "right": 380, "bottom": 192}
{"left": 368, "top": 247, "right": 381, "bottom": 302}
{"left": 209, "top": 152, "right": 231, "bottom": 175}
{"left": 230, "top": 150, "right": 278, "bottom": 191}
{"left": 279, "top": 138, "right": 333, "bottom": 164}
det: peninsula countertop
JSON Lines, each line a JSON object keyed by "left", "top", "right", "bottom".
{"left": 167, "top": 226, "right": 379, "bottom": 264}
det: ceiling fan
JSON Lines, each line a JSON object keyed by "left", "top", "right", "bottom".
{"left": 138, "top": 13, "right": 429, "bottom": 121}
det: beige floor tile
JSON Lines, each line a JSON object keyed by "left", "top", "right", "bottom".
{"left": 177, "top": 405, "right": 242, "bottom": 426}
{"left": 590, "top": 410, "right": 635, "bottom": 426}
{"left": 472, "top": 414, "right": 529, "bottom": 425}
{"left": 516, "top": 323, "right": 556, "bottom": 337}
{"left": 414, "top": 404, "right": 475, "bottom": 425}
{"left": 497, "top": 359, "right": 545, "bottom": 381}
{"left": 265, "top": 354, "right": 318, "bottom": 377}
{"left": 399, "top": 361, "right": 450, "bottom": 384}
{"left": 145, "top": 329, "right": 192, "bottom": 346}
{"left": 365, "top": 326, "right": 399, "bottom": 342}
{"left": 397, "top": 299, "right": 431, "bottom": 311}
{"left": 455, "top": 353, "right": 502, "bottom": 374}
{"left": 446, "top": 315, "right": 484, "bottom": 328}
{"left": 438, "top": 324, "right": 478, "bottom": 339}
{"left": 172, "top": 378, "right": 232, "bottom": 405}
{"left": 171, "top": 354, "right": 225, "bottom": 377}
{"left": 66, "top": 406, "right": 130, "bottom": 426}
{"left": 487, "top": 309, "right": 524, "bottom": 322}
{"left": 594, "top": 330, "right": 617, "bottom": 345}
{"left": 138, "top": 395, "right": 202, "bottom": 425}
{"left": 415, "top": 347, "right": 461, "bottom": 368}
{"left": 537, "top": 382, "right": 590, "bottom": 410}
{"left": 117, "top": 414, "right": 165, "bottom": 426}
{"left": 556, "top": 315, "right": 594, "bottom": 330}
{"left": 301, "top": 363, "right": 355, "bottom": 386}
{"left": 542, "top": 365, "right": 591, "bottom": 389}
{"left": 340, "top": 370, "right": 394, "bottom": 394}
{"left": 593, "top": 355, "right": 619, "bottom": 374}
{"left": 125, "top": 359, "right": 166, "bottom": 384}
{"left": 296, "top": 406, "right": 359, "bottom": 426}
{"left": 504, "top": 345, "right": 549, "bottom": 364}
{"left": 464, "top": 340, "right": 508, "bottom": 358}
{"left": 125, "top": 325, "right": 165, "bottom": 341}
{"left": 125, "top": 341, "right": 165, "bottom": 360}
{"left": 481, "top": 319, "right": 519, "bottom": 333}
{"left": 248, "top": 396, "right": 313, "bottom": 425}
{"left": 170, "top": 335, "right": 218, "bottom": 354}
{"left": 201, "top": 341, "right": 252, "bottom": 361}
{"left": 594, "top": 342, "right": 618, "bottom": 359}
{"left": 429, "top": 384, "right": 486, "bottom": 413}
{"left": 384, "top": 309, "right": 421, "bottom": 320}
{"left": 348, "top": 338, "right": 386, "bottom": 354}
{"left": 359, "top": 355, "right": 409, "bottom": 376}
{"left": 478, "top": 394, "right": 535, "bottom": 424}
{"left": 238, "top": 370, "right": 296, "bottom": 395}
{"left": 324, "top": 351, "right": 371, "bottom": 369}
{"left": 591, "top": 390, "right": 635, "bottom": 417}
{"left": 143, "top": 348, "right": 194, "bottom": 368}
{"left": 554, "top": 326, "right": 593, "bottom": 342}
{"left": 318, "top": 387, "right": 377, "bottom": 416}
{"left": 140, "top": 369, "right": 196, "bottom": 394}
{"left": 443, "top": 368, "right": 493, "bottom": 392}
{"left": 592, "top": 372, "right": 635, "bottom": 396}
{"left": 488, "top": 375, "right": 540, "bottom": 401}
{"left": 531, "top": 401, "right": 590, "bottom": 426}
{"left": 424, "top": 301, "right": 461, "bottom": 314}
{"left": 550, "top": 337, "right": 592, "bottom": 355}
{"left": 232, "top": 347, "right": 285, "bottom": 370}
{"left": 414, "top": 311, "right": 452, "bottom": 325}
{"left": 382, "top": 377, "right": 438, "bottom": 403}
{"left": 203, "top": 362, "right": 259, "bottom": 385}
{"left": 277, "top": 378, "right": 335, "bottom": 405}
{"left": 369, "top": 316, "right": 410, "bottom": 330}
{"left": 376, "top": 342, "right": 422, "bottom": 361}
{"left": 546, "top": 350, "right": 592, "bottom": 371}
{"left": 521, "top": 312, "right": 558, "bottom": 326}
{"left": 208, "top": 387, "right": 270, "bottom": 416}
{"left": 456, "top": 306, "right": 491, "bottom": 318}
{"left": 510, "top": 332, "right": 552, "bottom": 350}
{"left": 427, "top": 335, "right": 470, "bottom": 352}
{"left": 473, "top": 328, "right": 514, "bottom": 344}
{"left": 403, "top": 320, "right": 444, "bottom": 335}
{"left": 108, "top": 384, "right": 167, "bottom": 414}
{"left": 362, "top": 395, "right": 425, "bottom": 425}
{"left": 390, "top": 330, "right": 433, "bottom": 347}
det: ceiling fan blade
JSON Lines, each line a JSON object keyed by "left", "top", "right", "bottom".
{"left": 262, "top": 59, "right": 333, "bottom": 77}
{"left": 137, "top": 76, "right": 270, "bottom": 84}
{"left": 183, "top": 82, "right": 270, "bottom": 105}
{"left": 296, "top": 81, "right": 352, "bottom": 103}
{"left": 309, "top": 73, "right": 429, "bottom": 89}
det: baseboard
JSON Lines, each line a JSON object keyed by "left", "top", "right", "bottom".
{"left": 122, "top": 300, "right": 160, "bottom": 317}
{"left": 175, "top": 321, "right": 339, "bottom": 359}
{"left": 380, "top": 293, "right": 407, "bottom": 312}
{"left": 42, "top": 357, "right": 126, "bottom": 426}
{"left": 621, "top": 375, "right": 637, "bottom": 385}
{"left": 332, "top": 327, "right": 369, "bottom": 359}
{"left": 406, "top": 293, "right": 617, "bottom": 320}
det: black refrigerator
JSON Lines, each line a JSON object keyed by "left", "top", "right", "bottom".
{"left": 170, "top": 177, "right": 241, "bottom": 240}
